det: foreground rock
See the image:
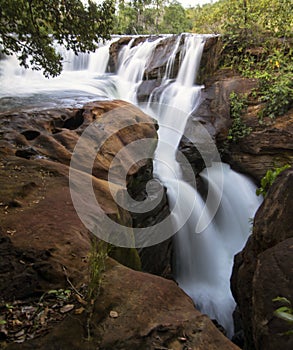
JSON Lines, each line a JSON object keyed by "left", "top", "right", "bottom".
{"left": 5, "top": 258, "right": 239, "bottom": 350}
{"left": 231, "top": 169, "right": 293, "bottom": 350}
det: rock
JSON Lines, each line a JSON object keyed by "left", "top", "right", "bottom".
{"left": 5, "top": 259, "right": 240, "bottom": 350}
{"left": 136, "top": 79, "right": 162, "bottom": 103}
{"left": 144, "top": 35, "right": 182, "bottom": 80}
{"left": 179, "top": 72, "right": 258, "bottom": 174}
{"left": 0, "top": 100, "right": 161, "bottom": 296}
{"left": 179, "top": 69, "right": 293, "bottom": 181}
{"left": 227, "top": 108, "right": 293, "bottom": 181}
{"left": 196, "top": 36, "right": 223, "bottom": 85}
{"left": 231, "top": 169, "right": 293, "bottom": 350}
{"left": 252, "top": 239, "right": 293, "bottom": 350}
{"left": 108, "top": 36, "right": 132, "bottom": 72}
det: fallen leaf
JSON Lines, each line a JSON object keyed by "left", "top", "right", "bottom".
{"left": 12, "top": 319, "right": 23, "bottom": 326}
{"left": 74, "top": 307, "right": 85, "bottom": 315}
{"left": 109, "top": 310, "right": 118, "bottom": 318}
{"left": 75, "top": 294, "right": 87, "bottom": 306}
{"left": 60, "top": 304, "right": 74, "bottom": 314}
{"left": 178, "top": 336, "right": 187, "bottom": 342}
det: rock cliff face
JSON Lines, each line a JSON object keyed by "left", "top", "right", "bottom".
{"left": 231, "top": 169, "right": 293, "bottom": 350}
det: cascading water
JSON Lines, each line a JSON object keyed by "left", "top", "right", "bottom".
{"left": 141, "top": 34, "right": 262, "bottom": 337}
{"left": 0, "top": 41, "right": 116, "bottom": 111}
{"left": 0, "top": 34, "right": 262, "bottom": 337}
{"left": 116, "top": 37, "right": 162, "bottom": 103}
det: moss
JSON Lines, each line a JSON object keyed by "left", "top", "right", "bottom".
{"left": 109, "top": 247, "right": 141, "bottom": 271}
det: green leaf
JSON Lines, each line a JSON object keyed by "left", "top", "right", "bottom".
{"left": 274, "top": 311, "right": 293, "bottom": 323}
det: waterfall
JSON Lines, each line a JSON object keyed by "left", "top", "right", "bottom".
{"left": 144, "top": 35, "right": 262, "bottom": 337}
{"left": 0, "top": 35, "right": 262, "bottom": 337}
{"left": 0, "top": 41, "right": 114, "bottom": 111}
{"left": 116, "top": 37, "right": 162, "bottom": 103}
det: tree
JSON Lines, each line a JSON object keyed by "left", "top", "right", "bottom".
{"left": 159, "top": 1, "right": 191, "bottom": 34}
{"left": 0, "top": 0, "right": 115, "bottom": 77}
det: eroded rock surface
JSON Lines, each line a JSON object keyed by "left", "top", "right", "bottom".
{"left": 5, "top": 259, "right": 240, "bottom": 350}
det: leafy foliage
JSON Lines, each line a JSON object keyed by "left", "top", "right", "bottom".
{"left": 187, "top": 0, "right": 293, "bottom": 119}
{"left": 0, "top": 0, "right": 115, "bottom": 77}
{"left": 228, "top": 92, "right": 251, "bottom": 143}
{"left": 256, "top": 164, "right": 291, "bottom": 197}
{"left": 273, "top": 297, "right": 293, "bottom": 335}
{"left": 113, "top": 0, "right": 191, "bottom": 34}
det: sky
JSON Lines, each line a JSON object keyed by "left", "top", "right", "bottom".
{"left": 179, "top": 0, "right": 215, "bottom": 7}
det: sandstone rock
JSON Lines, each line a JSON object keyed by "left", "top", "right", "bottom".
{"left": 252, "top": 238, "right": 293, "bottom": 350}
{"left": 196, "top": 36, "right": 223, "bottom": 85}
{"left": 231, "top": 169, "right": 293, "bottom": 350}
{"left": 5, "top": 259, "right": 240, "bottom": 350}
{"left": 228, "top": 108, "right": 293, "bottom": 181}
{"left": 144, "top": 35, "right": 182, "bottom": 80}
{"left": 0, "top": 100, "right": 160, "bottom": 293}
{"left": 180, "top": 69, "right": 293, "bottom": 181}
{"left": 108, "top": 36, "right": 132, "bottom": 72}
{"left": 179, "top": 72, "right": 258, "bottom": 174}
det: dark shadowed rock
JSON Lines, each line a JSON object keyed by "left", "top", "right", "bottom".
{"left": 231, "top": 169, "right": 293, "bottom": 350}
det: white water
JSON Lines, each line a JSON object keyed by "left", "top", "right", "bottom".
{"left": 116, "top": 38, "right": 162, "bottom": 103}
{"left": 0, "top": 41, "right": 115, "bottom": 111}
{"left": 0, "top": 35, "right": 262, "bottom": 336}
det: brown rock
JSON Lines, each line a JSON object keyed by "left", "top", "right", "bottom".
{"left": 108, "top": 36, "right": 132, "bottom": 72}
{"left": 231, "top": 169, "right": 293, "bottom": 350}
{"left": 0, "top": 100, "right": 159, "bottom": 295}
{"left": 252, "top": 239, "right": 293, "bottom": 350}
{"left": 228, "top": 109, "right": 293, "bottom": 181}
{"left": 5, "top": 259, "right": 240, "bottom": 350}
{"left": 144, "top": 35, "right": 182, "bottom": 80}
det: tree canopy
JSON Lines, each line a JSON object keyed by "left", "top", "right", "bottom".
{"left": 113, "top": 0, "right": 191, "bottom": 35}
{"left": 0, "top": 0, "right": 115, "bottom": 77}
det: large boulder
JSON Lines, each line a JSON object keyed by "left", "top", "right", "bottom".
{"left": 231, "top": 169, "right": 293, "bottom": 350}
{"left": 0, "top": 100, "right": 159, "bottom": 294}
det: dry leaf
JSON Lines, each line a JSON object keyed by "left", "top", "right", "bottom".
{"left": 75, "top": 294, "right": 87, "bottom": 306}
{"left": 60, "top": 304, "right": 74, "bottom": 314}
{"left": 109, "top": 310, "right": 118, "bottom": 318}
{"left": 74, "top": 307, "right": 85, "bottom": 315}
{"left": 12, "top": 319, "right": 23, "bottom": 326}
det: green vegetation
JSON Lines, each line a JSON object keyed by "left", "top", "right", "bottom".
{"left": 273, "top": 297, "right": 293, "bottom": 335}
{"left": 87, "top": 238, "right": 110, "bottom": 302}
{"left": 113, "top": 0, "right": 191, "bottom": 34}
{"left": 228, "top": 92, "right": 251, "bottom": 143}
{"left": 256, "top": 164, "right": 291, "bottom": 197}
{"left": 0, "top": 0, "right": 115, "bottom": 77}
{"left": 187, "top": 0, "right": 293, "bottom": 119}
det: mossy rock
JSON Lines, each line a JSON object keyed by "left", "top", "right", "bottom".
{"left": 109, "top": 247, "right": 141, "bottom": 271}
